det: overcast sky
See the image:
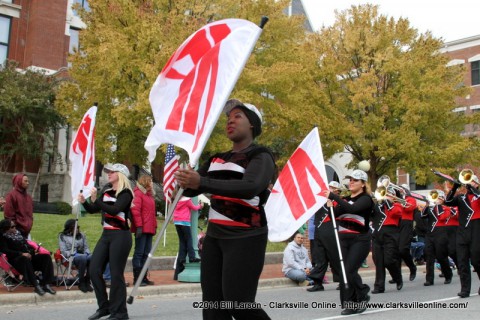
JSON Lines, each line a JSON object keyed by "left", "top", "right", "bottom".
{"left": 301, "top": 0, "right": 477, "bottom": 42}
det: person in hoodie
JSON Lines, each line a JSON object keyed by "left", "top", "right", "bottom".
{"left": 3, "top": 174, "right": 33, "bottom": 238}
{"left": 173, "top": 196, "right": 203, "bottom": 280}
{"left": 282, "top": 232, "right": 320, "bottom": 285}
{"left": 130, "top": 174, "right": 157, "bottom": 286}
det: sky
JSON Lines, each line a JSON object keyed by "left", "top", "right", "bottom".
{"left": 301, "top": 0, "right": 477, "bottom": 42}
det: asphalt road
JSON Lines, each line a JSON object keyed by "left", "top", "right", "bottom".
{"left": 0, "top": 274, "right": 479, "bottom": 320}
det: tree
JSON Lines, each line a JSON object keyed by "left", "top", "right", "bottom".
{"left": 306, "top": 4, "right": 479, "bottom": 186}
{"left": 0, "top": 61, "right": 65, "bottom": 174}
{"left": 55, "top": 0, "right": 320, "bottom": 167}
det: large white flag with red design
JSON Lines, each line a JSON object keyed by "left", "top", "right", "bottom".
{"left": 265, "top": 127, "right": 329, "bottom": 242}
{"left": 145, "top": 19, "right": 263, "bottom": 166}
{"left": 69, "top": 106, "right": 97, "bottom": 206}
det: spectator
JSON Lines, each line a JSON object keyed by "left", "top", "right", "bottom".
{"left": 3, "top": 174, "right": 33, "bottom": 238}
{"left": 0, "top": 218, "right": 56, "bottom": 296}
{"left": 59, "top": 219, "right": 92, "bottom": 293}
{"left": 282, "top": 232, "right": 316, "bottom": 285}
{"left": 131, "top": 175, "right": 157, "bottom": 286}
{"left": 173, "top": 196, "right": 203, "bottom": 280}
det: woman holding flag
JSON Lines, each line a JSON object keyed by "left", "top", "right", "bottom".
{"left": 324, "top": 169, "right": 374, "bottom": 315}
{"left": 78, "top": 163, "right": 133, "bottom": 320}
{"left": 175, "top": 99, "right": 275, "bottom": 320}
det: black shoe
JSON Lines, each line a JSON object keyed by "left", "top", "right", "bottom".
{"left": 396, "top": 282, "right": 403, "bottom": 290}
{"left": 424, "top": 281, "right": 433, "bottom": 286}
{"left": 341, "top": 309, "right": 357, "bottom": 315}
{"left": 444, "top": 278, "right": 452, "bottom": 284}
{"left": 79, "top": 282, "right": 89, "bottom": 293}
{"left": 371, "top": 289, "right": 384, "bottom": 294}
{"left": 87, "top": 283, "right": 94, "bottom": 292}
{"left": 457, "top": 291, "right": 469, "bottom": 298}
{"left": 106, "top": 315, "right": 129, "bottom": 320}
{"left": 88, "top": 310, "right": 110, "bottom": 320}
{"left": 43, "top": 284, "right": 56, "bottom": 295}
{"left": 143, "top": 277, "right": 154, "bottom": 285}
{"left": 307, "top": 284, "right": 324, "bottom": 292}
{"left": 189, "top": 258, "right": 201, "bottom": 263}
{"left": 356, "top": 295, "right": 370, "bottom": 314}
{"left": 388, "top": 279, "right": 396, "bottom": 284}
{"left": 34, "top": 285, "right": 45, "bottom": 296}
{"left": 439, "top": 273, "right": 445, "bottom": 278}
{"left": 410, "top": 268, "right": 417, "bottom": 281}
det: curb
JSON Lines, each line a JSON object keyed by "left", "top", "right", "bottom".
{"left": 0, "top": 266, "right": 422, "bottom": 307}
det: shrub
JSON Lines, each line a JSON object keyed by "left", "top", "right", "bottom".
{"left": 54, "top": 201, "right": 72, "bottom": 215}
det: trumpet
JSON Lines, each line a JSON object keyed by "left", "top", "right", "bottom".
{"left": 428, "top": 190, "right": 439, "bottom": 204}
{"left": 374, "top": 186, "right": 408, "bottom": 206}
{"left": 377, "top": 175, "right": 406, "bottom": 194}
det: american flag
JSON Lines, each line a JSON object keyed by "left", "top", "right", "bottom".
{"left": 164, "top": 144, "right": 179, "bottom": 204}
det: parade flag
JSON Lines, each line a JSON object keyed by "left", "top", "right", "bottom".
{"left": 70, "top": 106, "right": 97, "bottom": 205}
{"left": 163, "top": 144, "right": 180, "bottom": 204}
{"left": 144, "top": 18, "right": 263, "bottom": 166}
{"left": 265, "top": 128, "right": 329, "bottom": 242}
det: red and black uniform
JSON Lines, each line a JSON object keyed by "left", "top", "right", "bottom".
{"left": 372, "top": 200, "right": 403, "bottom": 292}
{"left": 444, "top": 207, "right": 459, "bottom": 269}
{"left": 398, "top": 195, "right": 418, "bottom": 278}
{"left": 444, "top": 184, "right": 480, "bottom": 296}
{"left": 328, "top": 191, "right": 374, "bottom": 306}
{"left": 421, "top": 204, "right": 453, "bottom": 285}
{"left": 184, "top": 145, "right": 275, "bottom": 320}
{"left": 309, "top": 202, "right": 341, "bottom": 289}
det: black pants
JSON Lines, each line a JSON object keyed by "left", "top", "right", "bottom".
{"left": 89, "top": 230, "right": 132, "bottom": 319}
{"left": 12, "top": 253, "right": 54, "bottom": 286}
{"left": 445, "top": 225, "right": 458, "bottom": 268}
{"left": 339, "top": 232, "right": 371, "bottom": 305}
{"left": 372, "top": 226, "right": 402, "bottom": 291}
{"left": 398, "top": 220, "right": 416, "bottom": 272}
{"left": 201, "top": 233, "right": 270, "bottom": 320}
{"left": 425, "top": 228, "right": 452, "bottom": 284}
{"left": 310, "top": 221, "right": 341, "bottom": 285}
{"left": 456, "top": 219, "right": 480, "bottom": 294}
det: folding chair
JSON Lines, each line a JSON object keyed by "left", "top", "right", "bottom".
{"left": 54, "top": 249, "right": 79, "bottom": 290}
{"left": 0, "top": 252, "right": 24, "bottom": 292}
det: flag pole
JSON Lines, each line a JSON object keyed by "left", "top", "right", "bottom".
{"left": 128, "top": 188, "right": 184, "bottom": 304}
{"left": 129, "top": 17, "right": 269, "bottom": 304}
{"left": 329, "top": 206, "right": 349, "bottom": 301}
{"left": 67, "top": 102, "right": 97, "bottom": 281}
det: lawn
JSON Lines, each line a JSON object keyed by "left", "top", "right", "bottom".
{"left": 28, "top": 213, "right": 286, "bottom": 257}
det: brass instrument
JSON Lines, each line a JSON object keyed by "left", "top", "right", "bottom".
{"left": 459, "top": 169, "right": 474, "bottom": 184}
{"left": 374, "top": 186, "right": 408, "bottom": 206}
{"left": 377, "top": 175, "right": 405, "bottom": 194}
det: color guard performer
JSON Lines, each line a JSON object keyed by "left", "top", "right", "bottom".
{"left": 421, "top": 190, "right": 453, "bottom": 287}
{"left": 444, "top": 173, "right": 480, "bottom": 298}
{"left": 307, "top": 181, "right": 342, "bottom": 292}
{"left": 372, "top": 187, "right": 403, "bottom": 293}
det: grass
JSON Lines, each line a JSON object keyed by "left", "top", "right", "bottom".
{"left": 29, "top": 213, "right": 286, "bottom": 257}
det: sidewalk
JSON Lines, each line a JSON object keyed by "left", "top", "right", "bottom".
{"left": 1, "top": 253, "right": 420, "bottom": 307}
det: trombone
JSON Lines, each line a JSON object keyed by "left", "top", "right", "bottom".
{"left": 377, "top": 175, "right": 406, "bottom": 194}
{"left": 374, "top": 186, "right": 409, "bottom": 206}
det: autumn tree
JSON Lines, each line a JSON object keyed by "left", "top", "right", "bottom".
{"left": 0, "top": 61, "right": 65, "bottom": 175}
{"left": 55, "top": 0, "right": 319, "bottom": 167}
{"left": 305, "top": 4, "right": 479, "bottom": 186}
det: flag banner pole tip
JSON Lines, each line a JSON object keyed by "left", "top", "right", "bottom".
{"left": 260, "top": 16, "right": 269, "bottom": 28}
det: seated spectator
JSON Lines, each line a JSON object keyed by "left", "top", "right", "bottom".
{"left": 59, "top": 219, "right": 92, "bottom": 293}
{"left": 0, "top": 218, "right": 56, "bottom": 296}
{"left": 282, "top": 232, "right": 316, "bottom": 285}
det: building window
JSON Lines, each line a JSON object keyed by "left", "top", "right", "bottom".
{"left": 69, "top": 28, "right": 80, "bottom": 54}
{"left": 73, "top": 0, "right": 90, "bottom": 16}
{"left": 472, "top": 61, "right": 480, "bottom": 86}
{"left": 0, "top": 15, "right": 11, "bottom": 66}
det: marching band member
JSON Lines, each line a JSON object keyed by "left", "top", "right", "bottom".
{"left": 398, "top": 185, "right": 418, "bottom": 281}
{"left": 307, "top": 181, "right": 342, "bottom": 292}
{"left": 421, "top": 190, "right": 453, "bottom": 287}
{"left": 324, "top": 169, "right": 374, "bottom": 315}
{"left": 444, "top": 174, "right": 480, "bottom": 298}
{"left": 371, "top": 187, "right": 403, "bottom": 294}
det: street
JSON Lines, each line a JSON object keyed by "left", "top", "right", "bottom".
{"left": 1, "top": 274, "right": 479, "bottom": 319}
